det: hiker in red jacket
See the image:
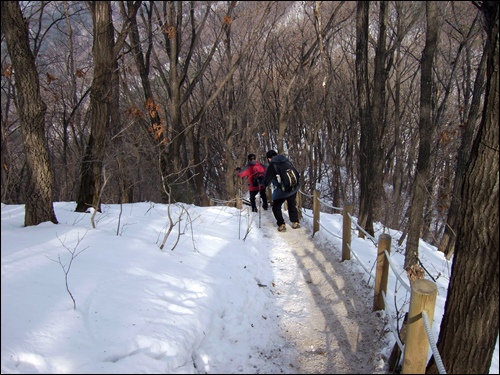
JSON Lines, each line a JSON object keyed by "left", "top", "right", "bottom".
{"left": 236, "top": 154, "right": 269, "bottom": 212}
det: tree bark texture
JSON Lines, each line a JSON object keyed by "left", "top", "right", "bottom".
{"left": 370, "top": 0, "right": 389, "bottom": 224}
{"left": 405, "top": 1, "right": 439, "bottom": 269}
{"left": 438, "top": 41, "right": 487, "bottom": 259}
{"left": 427, "top": 2, "right": 499, "bottom": 373}
{"left": 75, "top": 1, "right": 115, "bottom": 212}
{"left": 1, "top": 1, "right": 58, "bottom": 226}
{"left": 356, "top": 1, "right": 373, "bottom": 238}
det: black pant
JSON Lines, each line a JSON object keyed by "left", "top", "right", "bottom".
{"left": 272, "top": 192, "right": 299, "bottom": 226}
{"left": 250, "top": 188, "right": 268, "bottom": 211}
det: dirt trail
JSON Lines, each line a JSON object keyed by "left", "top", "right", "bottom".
{"left": 259, "top": 212, "right": 388, "bottom": 373}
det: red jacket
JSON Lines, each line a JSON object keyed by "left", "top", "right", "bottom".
{"left": 237, "top": 161, "right": 266, "bottom": 191}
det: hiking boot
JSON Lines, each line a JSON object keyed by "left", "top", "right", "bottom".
{"left": 278, "top": 224, "right": 286, "bottom": 232}
{"left": 292, "top": 222, "right": 300, "bottom": 229}
{"left": 252, "top": 208, "right": 258, "bottom": 213}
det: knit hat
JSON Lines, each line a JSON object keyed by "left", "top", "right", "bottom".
{"left": 248, "top": 153, "right": 256, "bottom": 161}
{"left": 266, "top": 150, "right": 277, "bottom": 159}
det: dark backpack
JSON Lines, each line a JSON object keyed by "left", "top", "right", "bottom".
{"left": 251, "top": 164, "right": 266, "bottom": 188}
{"left": 273, "top": 160, "right": 299, "bottom": 192}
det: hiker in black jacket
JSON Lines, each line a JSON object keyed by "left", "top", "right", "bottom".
{"left": 263, "top": 150, "right": 300, "bottom": 232}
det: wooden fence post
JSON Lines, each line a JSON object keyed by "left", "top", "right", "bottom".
{"left": 312, "top": 189, "right": 320, "bottom": 236}
{"left": 236, "top": 196, "right": 242, "bottom": 209}
{"left": 401, "top": 279, "right": 438, "bottom": 374}
{"left": 373, "top": 233, "right": 391, "bottom": 311}
{"left": 342, "top": 202, "right": 352, "bottom": 261}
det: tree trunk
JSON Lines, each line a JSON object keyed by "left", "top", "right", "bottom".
{"left": 163, "top": 1, "right": 186, "bottom": 201}
{"left": 438, "top": 42, "right": 487, "bottom": 259}
{"left": 191, "top": 126, "right": 209, "bottom": 206}
{"left": 222, "top": 6, "right": 238, "bottom": 206}
{"left": 1, "top": 1, "right": 58, "bottom": 226}
{"left": 75, "top": 1, "right": 140, "bottom": 212}
{"left": 405, "top": 1, "right": 439, "bottom": 269}
{"left": 355, "top": 1, "right": 373, "bottom": 237}
{"left": 427, "top": 2, "right": 499, "bottom": 373}
{"left": 75, "top": 1, "right": 115, "bottom": 213}
{"left": 391, "top": 42, "right": 404, "bottom": 228}
{"left": 369, "top": 0, "right": 389, "bottom": 227}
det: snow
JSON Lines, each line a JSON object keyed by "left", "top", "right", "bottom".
{"left": 1, "top": 201, "right": 498, "bottom": 374}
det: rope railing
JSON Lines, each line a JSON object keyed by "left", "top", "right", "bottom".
{"left": 318, "top": 220, "right": 343, "bottom": 239}
{"left": 384, "top": 249, "right": 411, "bottom": 292}
{"left": 301, "top": 208, "right": 314, "bottom": 219}
{"left": 224, "top": 188, "right": 444, "bottom": 373}
{"left": 317, "top": 196, "right": 342, "bottom": 212}
{"left": 347, "top": 212, "right": 377, "bottom": 245}
{"left": 422, "top": 310, "right": 447, "bottom": 374}
{"left": 304, "top": 189, "right": 445, "bottom": 374}
{"left": 299, "top": 189, "right": 314, "bottom": 198}
{"left": 381, "top": 290, "right": 405, "bottom": 352}
{"left": 210, "top": 197, "right": 239, "bottom": 206}
{"left": 347, "top": 242, "right": 374, "bottom": 277}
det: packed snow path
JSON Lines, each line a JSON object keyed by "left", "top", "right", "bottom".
{"left": 256, "top": 210, "right": 388, "bottom": 373}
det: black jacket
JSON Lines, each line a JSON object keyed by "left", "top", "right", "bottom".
{"left": 264, "top": 154, "right": 300, "bottom": 200}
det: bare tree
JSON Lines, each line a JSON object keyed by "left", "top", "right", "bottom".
{"left": 145, "top": 1, "right": 232, "bottom": 202}
{"left": 75, "top": 1, "right": 141, "bottom": 213}
{"left": 75, "top": 1, "right": 115, "bottom": 213}
{"left": 355, "top": 1, "right": 372, "bottom": 236}
{"left": 357, "top": 1, "right": 423, "bottom": 237}
{"left": 427, "top": 1, "right": 499, "bottom": 373}
{"left": 1, "top": 1, "right": 58, "bottom": 226}
{"left": 438, "top": 12, "right": 486, "bottom": 259}
{"left": 404, "top": 1, "right": 440, "bottom": 269}
{"left": 1, "top": 2, "right": 494, "bottom": 260}
{"left": 385, "top": 2, "right": 424, "bottom": 229}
